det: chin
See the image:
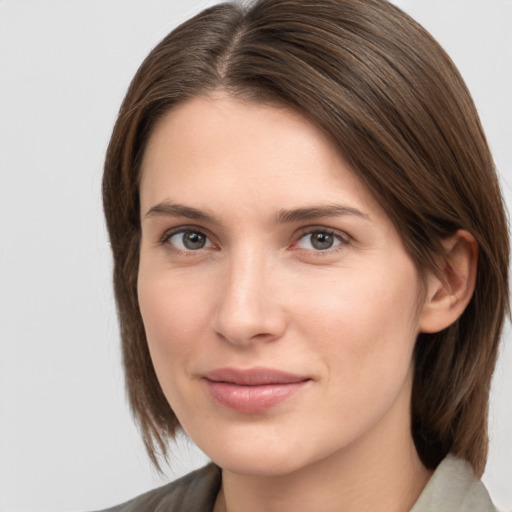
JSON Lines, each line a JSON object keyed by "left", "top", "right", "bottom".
{"left": 213, "top": 451, "right": 305, "bottom": 477}
{"left": 197, "top": 428, "right": 334, "bottom": 478}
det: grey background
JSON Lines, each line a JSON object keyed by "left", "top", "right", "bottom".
{"left": 0, "top": 1, "right": 511, "bottom": 511}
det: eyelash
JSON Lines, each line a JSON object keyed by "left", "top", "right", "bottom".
{"left": 160, "top": 226, "right": 217, "bottom": 256}
{"left": 291, "top": 227, "right": 349, "bottom": 255}
{"left": 159, "top": 226, "right": 349, "bottom": 255}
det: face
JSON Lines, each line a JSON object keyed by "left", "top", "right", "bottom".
{"left": 138, "top": 93, "right": 426, "bottom": 477}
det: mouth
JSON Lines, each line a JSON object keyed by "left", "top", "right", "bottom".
{"left": 202, "top": 367, "right": 311, "bottom": 413}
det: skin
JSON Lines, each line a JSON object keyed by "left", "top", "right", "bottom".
{"left": 137, "top": 93, "right": 475, "bottom": 512}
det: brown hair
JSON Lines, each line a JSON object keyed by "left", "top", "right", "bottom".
{"left": 103, "top": 0, "right": 509, "bottom": 475}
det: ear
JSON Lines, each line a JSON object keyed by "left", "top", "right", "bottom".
{"left": 419, "top": 230, "right": 478, "bottom": 333}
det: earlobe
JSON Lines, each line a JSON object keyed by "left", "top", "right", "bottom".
{"left": 419, "top": 230, "right": 478, "bottom": 334}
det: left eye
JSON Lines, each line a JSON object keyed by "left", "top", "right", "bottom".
{"left": 167, "top": 230, "right": 212, "bottom": 251}
{"left": 296, "top": 230, "right": 344, "bottom": 251}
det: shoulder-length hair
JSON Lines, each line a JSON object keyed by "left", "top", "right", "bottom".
{"left": 103, "top": 0, "right": 509, "bottom": 475}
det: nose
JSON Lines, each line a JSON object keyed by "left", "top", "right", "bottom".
{"left": 212, "top": 249, "right": 287, "bottom": 347}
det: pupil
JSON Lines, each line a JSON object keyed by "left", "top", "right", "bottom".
{"left": 312, "top": 232, "right": 333, "bottom": 250}
{"left": 184, "top": 231, "right": 205, "bottom": 250}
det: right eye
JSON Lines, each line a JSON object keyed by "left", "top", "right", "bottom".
{"left": 164, "top": 229, "right": 213, "bottom": 251}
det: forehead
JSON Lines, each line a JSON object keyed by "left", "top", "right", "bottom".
{"left": 141, "top": 93, "right": 341, "bottom": 177}
{"left": 139, "top": 93, "right": 382, "bottom": 222}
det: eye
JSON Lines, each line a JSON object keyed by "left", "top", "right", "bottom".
{"left": 165, "top": 229, "right": 213, "bottom": 251}
{"left": 295, "top": 229, "right": 345, "bottom": 251}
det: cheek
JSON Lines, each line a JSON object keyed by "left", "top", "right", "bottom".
{"left": 288, "top": 261, "right": 421, "bottom": 441}
{"left": 136, "top": 269, "right": 219, "bottom": 423}
{"left": 137, "top": 269, "right": 214, "bottom": 370}
{"left": 293, "top": 259, "right": 421, "bottom": 379}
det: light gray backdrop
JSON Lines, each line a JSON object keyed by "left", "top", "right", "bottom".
{"left": 0, "top": 1, "right": 511, "bottom": 511}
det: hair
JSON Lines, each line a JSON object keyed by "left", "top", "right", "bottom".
{"left": 103, "top": 0, "right": 509, "bottom": 475}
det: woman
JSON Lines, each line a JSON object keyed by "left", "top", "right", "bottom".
{"left": 99, "top": 0, "right": 509, "bottom": 510}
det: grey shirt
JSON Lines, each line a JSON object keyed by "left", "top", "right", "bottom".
{"left": 96, "top": 454, "right": 496, "bottom": 512}
{"left": 411, "top": 455, "right": 497, "bottom": 512}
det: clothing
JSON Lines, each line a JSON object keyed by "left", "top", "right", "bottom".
{"left": 95, "top": 454, "right": 496, "bottom": 512}
{"left": 95, "top": 463, "right": 221, "bottom": 512}
{"left": 410, "top": 455, "right": 497, "bottom": 512}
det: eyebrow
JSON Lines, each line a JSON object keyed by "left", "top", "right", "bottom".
{"left": 145, "top": 202, "right": 218, "bottom": 223}
{"left": 144, "top": 201, "right": 369, "bottom": 224}
{"left": 275, "top": 204, "right": 369, "bottom": 223}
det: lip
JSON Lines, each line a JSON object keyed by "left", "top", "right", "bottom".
{"left": 202, "top": 367, "right": 310, "bottom": 413}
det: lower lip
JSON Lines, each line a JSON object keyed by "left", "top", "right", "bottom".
{"left": 204, "top": 380, "right": 308, "bottom": 413}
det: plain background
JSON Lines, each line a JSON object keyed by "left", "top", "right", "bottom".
{"left": 0, "top": 1, "right": 511, "bottom": 511}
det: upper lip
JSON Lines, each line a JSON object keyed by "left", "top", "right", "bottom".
{"left": 203, "top": 367, "right": 309, "bottom": 386}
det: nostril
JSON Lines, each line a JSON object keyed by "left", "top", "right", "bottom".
{"left": 212, "top": 307, "right": 286, "bottom": 347}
